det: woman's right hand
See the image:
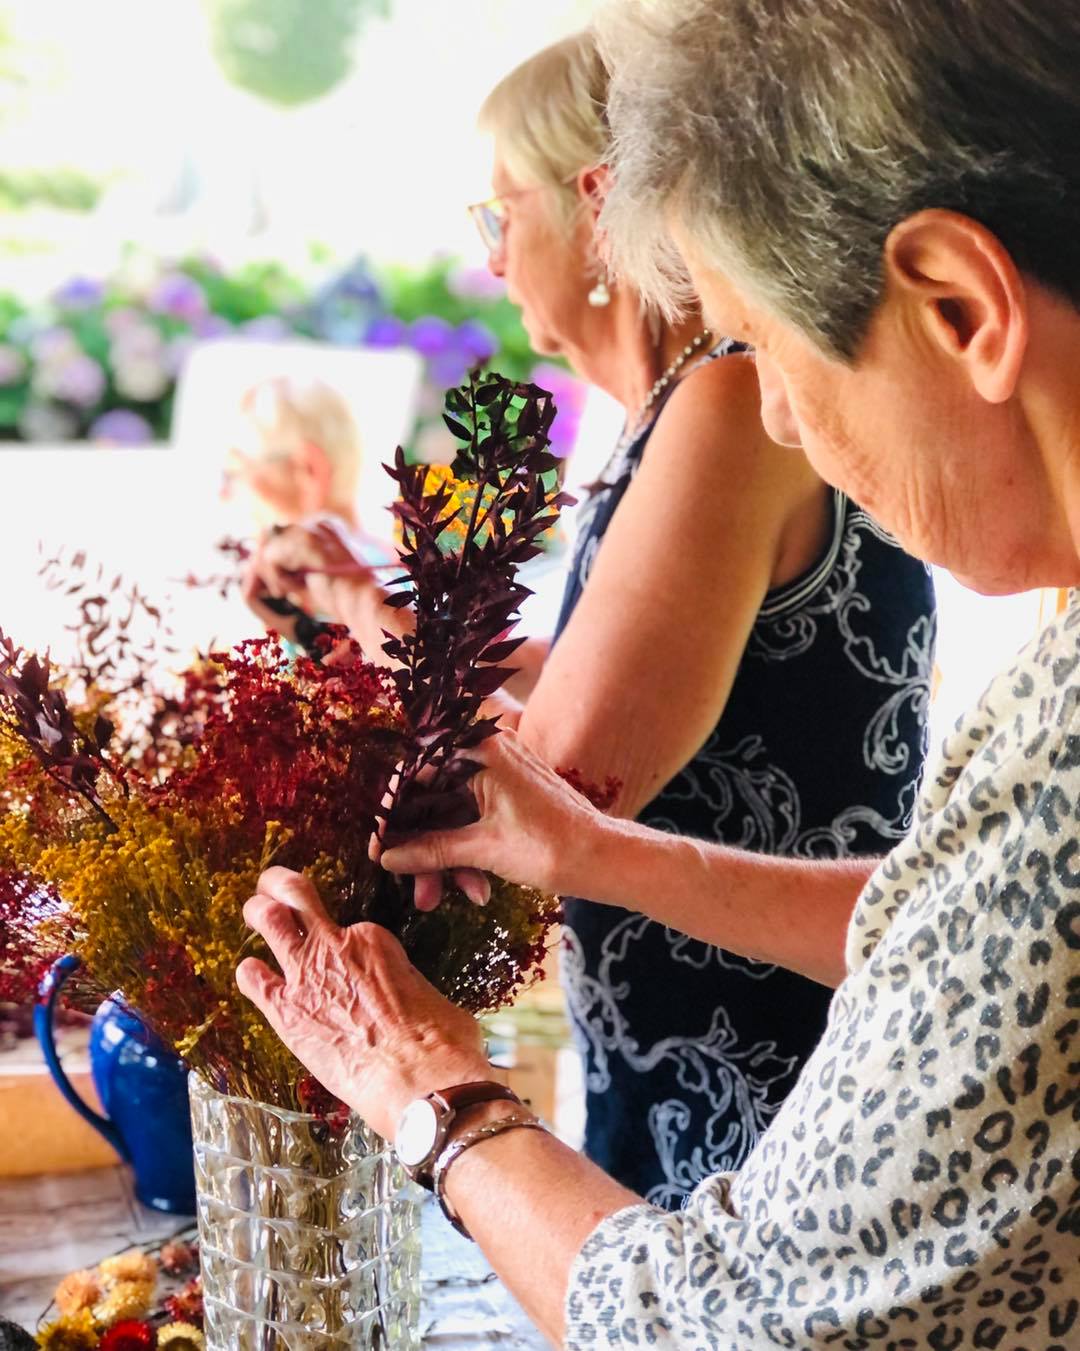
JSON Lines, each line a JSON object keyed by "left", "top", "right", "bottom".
{"left": 242, "top": 521, "right": 385, "bottom": 635}
{"left": 373, "top": 730, "right": 606, "bottom": 901}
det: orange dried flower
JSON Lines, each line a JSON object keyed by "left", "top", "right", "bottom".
{"left": 53, "top": 1269, "right": 101, "bottom": 1317}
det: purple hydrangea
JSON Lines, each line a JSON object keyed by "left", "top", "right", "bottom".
{"left": 194, "top": 314, "right": 233, "bottom": 340}
{"left": 45, "top": 353, "right": 107, "bottom": 408}
{"left": 88, "top": 408, "right": 155, "bottom": 446}
{"left": 52, "top": 276, "right": 106, "bottom": 310}
{"left": 455, "top": 319, "right": 497, "bottom": 363}
{"left": 532, "top": 362, "right": 587, "bottom": 458}
{"left": 31, "top": 326, "right": 79, "bottom": 363}
{"left": 148, "top": 272, "right": 208, "bottom": 323}
{"left": 429, "top": 351, "right": 471, "bottom": 389}
{"left": 363, "top": 314, "right": 407, "bottom": 348}
{"left": 408, "top": 315, "right": 456, "bottom": 358}
{"left": 104, "top": 306, "right": 144, "bottom": 338}
{"left": 113, "top": 353, "right": 169, "bottom": 402}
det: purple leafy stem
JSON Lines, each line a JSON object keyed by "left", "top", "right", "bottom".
{"left": 378, "top": 368, "right": 572, "bottom": 850}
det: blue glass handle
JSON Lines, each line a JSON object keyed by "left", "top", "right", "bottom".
{"left": 34, "top": 954, "right": 129, "bottom": 1161}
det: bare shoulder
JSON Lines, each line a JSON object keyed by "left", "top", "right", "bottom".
{"left": 640, "top": 348, "right": 812, "bottom": 488}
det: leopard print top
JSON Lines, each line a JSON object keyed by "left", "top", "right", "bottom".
{"left": 565, "top": 602, "right": 1080, "bottom": 1349}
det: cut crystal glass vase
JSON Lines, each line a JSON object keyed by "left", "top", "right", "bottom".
{"left": 189, "top": 1074, "right": 422, "bottom": 1349}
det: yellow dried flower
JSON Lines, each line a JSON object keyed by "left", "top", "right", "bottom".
{"left": 36, "top": 1309, "right": 99, "bottom": 1351}
{"left": 97, "top": 1252, "right": 157, "bottom": 1288}
{"left": 53, "top": 1269, "right": 102, "bottom": 1317}
{"left": 156, "top": 1324, "right": 204, "bottom": 1351}
{"left": 91, "top": 1280, "right": 153, "bottom": 1325}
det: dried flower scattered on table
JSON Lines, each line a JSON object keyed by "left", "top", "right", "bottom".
{"left": 161, "top": 1278, "right": 202, "bottom": 1329}
{"left": 52, "top": 1269, "right": 101, "bottom": 1318}
{"left": 95, "top": 1323, "right": 153, "bottom": 1351}
{"left": 91, "top": 1282, "right": 152, "bottom": 1327}
{"left": 97, "top": 1254, "right": 156, "bottom": 1290}
{"left": 155, "top": 1325, "right": 203, "bottom": 1351}
{"left": 156, "top": 1242, "right": 196, "bottom": 1277}
{"left": 35, "top": 1310, "right": 99, "bottom": 1351}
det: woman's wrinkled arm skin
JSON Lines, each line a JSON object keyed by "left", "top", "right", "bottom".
{"left": 236, "top": 867, "right": 637, "bottom": 1348}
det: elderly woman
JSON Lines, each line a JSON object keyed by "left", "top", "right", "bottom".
{"left": 223, "top": 375, "right": 364, "bottom": 530}
{"left": 243, "top": 31, "right": 934, "bottom": 1208}
{"left": 238, "top": 0, "right": 1080, "bottom": 1345}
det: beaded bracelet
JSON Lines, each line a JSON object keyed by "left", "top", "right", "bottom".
{"left": 432, "top": 1113, "right": 549, "bottom": 1240}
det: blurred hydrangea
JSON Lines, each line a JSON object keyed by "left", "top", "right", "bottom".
{"left": 33, "top": 352, "right": 107, "bottom": 409}
{"left": 31, "top": 327, "right": 80, "bottom": 364}
{"left": 363, "top": 314, "right": 407, "bottom": 348}
{"left": 88, "top": 409, "right": 155, "bottom": 446}
{"left": 456, "top": 319, "right": 497, "bottom": 364}
{"left": 149, "top": 273, "right": 209, "bottom": 323}
{"left": 104, "top": 307, "right": 145, "bottom": 339}
{"left": 532, "top": 362, "right": 586, "bottom": 458}
{"left": 194, "top": 314, "right": 234, "bottom": 340}
{"left": 17, "top": 401, "right": 80, "bottom": 442}
{"left": 52, "top": 277, "right": 106, "bottom": 311}
{"left": 408, "top": 315, "right": 456, "bottom": 359}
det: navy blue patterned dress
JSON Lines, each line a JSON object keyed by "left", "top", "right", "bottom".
{"left": 555, "top": 342, "right": 937, "bottom": 1208}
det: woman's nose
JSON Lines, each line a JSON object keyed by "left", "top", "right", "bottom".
{"left": 487, "top": 244, "right": 506, "bottom": 279}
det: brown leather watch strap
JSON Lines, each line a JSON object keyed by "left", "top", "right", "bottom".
{"left": 428, "top": 1081, "right": 520, "bottom": 1113}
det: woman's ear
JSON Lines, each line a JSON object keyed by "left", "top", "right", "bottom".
{"left": 884, "top": 209, "right": 1029, "bottom": 405}
{"left": 576, "top": 163, "right": 613, "bottom": 228}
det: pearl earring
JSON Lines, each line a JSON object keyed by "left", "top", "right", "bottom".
{"left": 587, "top": 275, "right": 612, "bottom": 308}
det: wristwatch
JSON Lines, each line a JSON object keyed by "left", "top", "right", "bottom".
{"left": 393, "top": 1081, "right": 520, "bottom": 1188}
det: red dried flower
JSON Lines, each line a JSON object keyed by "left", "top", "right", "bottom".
{"left": 556, "top": 768, "right": 622, "bottom": 812}
{"left": 162, "top": 1278, "right": 203, "bottom": 1328}
{"left": 98, "top": 1320, "right": 155, "bottom": 1351}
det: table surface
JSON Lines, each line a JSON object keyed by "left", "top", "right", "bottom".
{"left": 0, "top": 1164, "right": 548, "bottom": 1348}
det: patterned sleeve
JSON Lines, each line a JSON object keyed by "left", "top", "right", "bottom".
{"left": 562, "top": 617, "right": 1080, "bottom": 1350}
{"left": 565, "top": 1181, "right": 765, "bottom": 1347}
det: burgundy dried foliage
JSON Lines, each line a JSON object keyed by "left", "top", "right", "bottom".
{"left": 0, "top": 628, "right": 118, "bottom": 827}
{"left": 380, "top": 370, "right": 573, "bottom": 850}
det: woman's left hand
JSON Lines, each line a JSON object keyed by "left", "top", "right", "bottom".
{"left": 235, "top": 866, "right": 492, "bottom": 1139}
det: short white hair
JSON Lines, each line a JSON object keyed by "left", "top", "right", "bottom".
{"left": 597, "top": 0, "right": 1080, "bottom": 358}
{"left": 238, "top": 375, "right": 361, "bottom": 507}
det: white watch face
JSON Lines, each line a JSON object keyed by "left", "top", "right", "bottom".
{"left": 395, "top": 1098, "right": 440, "bottom": 1168}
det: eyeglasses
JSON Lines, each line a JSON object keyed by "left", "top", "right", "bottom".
{"left": 467, "top": 193, "right": 517, "bottom": 255}
{"left": 467, "top": 173, "right": 586, "bottom": 255}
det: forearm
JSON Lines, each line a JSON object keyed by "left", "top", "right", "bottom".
{"left": 501, "top": 637, "right": 552, "bottom": 703}
{"left": 565, "top": 816, "right": 875, "bottom": 987}
{"left": 442, "top": 1106, "right": 639, "bottom": 1347}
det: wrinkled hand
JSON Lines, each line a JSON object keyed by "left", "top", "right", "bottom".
{"left": 374, "top": 730, "right": 602, "bottom": 901}
{"left": 241, "top": 521, "right": 377, "bottom": 632}
{"left": 236, "top": 867, "right": 491, "bottom": 1138}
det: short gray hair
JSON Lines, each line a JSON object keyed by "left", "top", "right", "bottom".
{"left": 597, "top": 0, "right": 1080, "bottom": 359}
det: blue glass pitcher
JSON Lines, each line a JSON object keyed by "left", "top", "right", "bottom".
{"left": 35, "top": 954, "right": 196, "bottom": 1213}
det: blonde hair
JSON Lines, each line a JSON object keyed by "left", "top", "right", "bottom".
{"left": 238, "top": 375, "right": 361, "bottom": 509}
{"left": 478, "top": 31, "right": 610, "bottom": 230}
